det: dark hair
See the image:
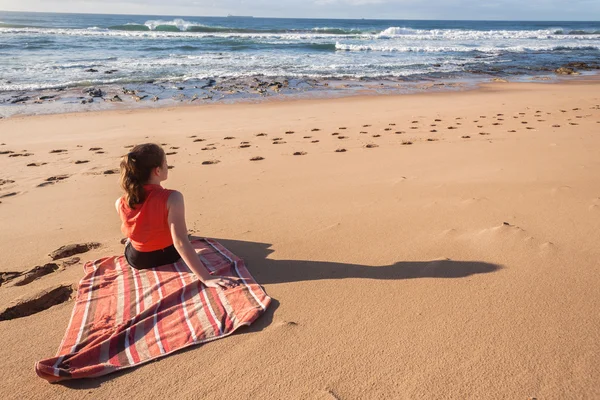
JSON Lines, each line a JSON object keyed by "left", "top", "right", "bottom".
{"left": 119, "top": 143, "right": 165, "bottom": 208}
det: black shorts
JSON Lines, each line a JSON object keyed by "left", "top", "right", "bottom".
{"left": 124, "top": 241, "right": 181, "bottom": 270}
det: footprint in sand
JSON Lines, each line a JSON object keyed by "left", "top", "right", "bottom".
{"left": 167, "top": 166, "right": 174, "bottom": 170}
{"left": 166, "top": 152, "right": 177, "bottom": 155}
{"left": 477, "top": 125, "right": 483, "bottom": 128}
{"left": 202, "top": 160, "right": 220, "bottom": 165}
{"left": 552, "top": 125, "right": 561, "bottom": 128}
{"left": 89, "top": 147, "right": 102, "bottom": 151}
{"left": 74, "top": 160, "right": 89, "bottom": 164}
{"left": 372, "top": 134, "right": 381, "bottom": 138}
{"left": 9, "top": 153, "right": 33, "bottom": 157}
{"left": 95, "top": 151, "right": 105, "bottom": 154}
{"left": 0, "top": 284, "right": 74, "bottom": 321}
{"left": 0, "top": 192, "right": 18, "bottom": 199}
{"left": 492, "top": 123, "right": 501, "bottom": 125}
{"left": 338, "top": 136, "right": 348, "bottom": 139}
{"left": 479, "top": 132, "right": 490, "bottom": 136}
{"left": 303, "top": 136, "right": 312, "bottom": 139}
{"left": 50, "top": 149, "right": 68, "bottom": 154}
{"left": 388, "top": 123, "right": 396, "bottom": 126}
{"left": 335, "top": 148, "right": 347, "bottom": 153}
{"left": 187, "top": 135, "right": 197, "bottom": 138}
{"left": 256, "top": 133, "right": 267, "bottom": 136}
{"left": 27, "top": 162, "right": 47, "bottom": 167}
{"left": 411, "top": 120, "right": 419, "bottom": 124}
{"left": 427, "top": 138, "right": 438, "bottom": 142}
{"left": 363, "top": 124, "right": 371, "bottom": 127}
{"left": 395, "top": 131, "right": 405, "bottom": 134}
{"left": 461, "top": 135, "right": 471, "bottom": 139}
{"left": 250, "top": 156, "right": 264, "bottom": 161}
{"left": 384, "top": 128, "right": 392, "bottom": 131}
{"left": 170, "top": 146, "right": 179, "bottom": 149}
{"left": 526, "top": 127, "right": 535, "bottom": 130}
{"left": 447, "top": 126, "right": 457, "bottom": 130}
{"left": 240, "top": 141, "right": 250, "bottom": 145}
{"left": 521, "top": 121, "right": 528, "bottom": 124}
{"left": 311, "top": 140, "right": 320, "bottom": 143}
{"left": 331, "top": 133, "right": 339, "bottom": 136}
{"left": 272, "top": 141, "right": 286, "bottom": 145}
{"left": 365, "top": 144, "right": 379, "bottom": 148}
{"left": 193, "top": 138, "right": 206, "bottom": 142}
{"left": 201, "top": 146, "right": 216, "bottom": 151}
{"left": 293, "top": 151, "right": 307, "bottom": 156}
{"left": 38, "top": 175, "right": 70, "bottom": 187}
{"left": 508, "top": 130, "right": 516, "bottom": 132}
{"left": 0, "top": 179, "right": 15, "bottom": 186}
{"left": 223, "top": 136, "right": 235, "bottom": 140}
{"left": 360, "top": 131, "right": 368, "bottom": 134}
{"left": 124, "top": 145, "right": 134, "bottom": 149}
{"left": 410, "top": 127, "right": 418, "bottom": 130}
{"left": 273, "top": 137, "right": 283, "bottom": 141}
{"left": 103, "top": 169, "right": 118, "bottom": 175}
{"left": 430, "top": 129, "right": 437, "bottom": 133}
{"left": 239, "top": 144, "right": 251, "bottom": 148}
{"left": 311, "top": 128, "right": 320, "bottom": 132}
{"left": 569, "top": 122, "right": 578, "bottom": 125}
{"left": 430, "top": 124, "right": 437, "bottom": 127}
{"left": 285, "top": 131, "right": 294, "bottom": 134}
{"left": 401, "top": 141, "right": 413, "bottom": 145}
{"left": 480, "top": 116, "right": 487, "bottom": 118}
{"left": 0, "top": 150, "right": 15, "bottom": 155}
{"left": 435, "top": 119, "right": 442, "bottom": 122}
{"left": 339, "top": 127, "right": 347, "bottom": 129}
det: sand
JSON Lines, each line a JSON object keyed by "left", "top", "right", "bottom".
{"left": 1, "top": 78, "right": 599, "bottom": 399}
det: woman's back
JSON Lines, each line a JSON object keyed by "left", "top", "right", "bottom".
{"left": 119, "top": 183, "right": 174, "bottom": 252}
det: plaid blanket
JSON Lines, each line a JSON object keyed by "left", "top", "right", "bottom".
{"left": 35, "top": 238, "right": 271, "bottom": 382}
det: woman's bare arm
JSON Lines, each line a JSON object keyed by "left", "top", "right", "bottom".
{"left": 167, "top": 191, "right": 238, "bottom": 289}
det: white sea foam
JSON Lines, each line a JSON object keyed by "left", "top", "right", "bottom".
{"left": 335, "top": 42, "right": 600, "bottom": 53}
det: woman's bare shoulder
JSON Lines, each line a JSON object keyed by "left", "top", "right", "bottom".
{"left": 167, "top": 190, "right": 184, "bottom": 207}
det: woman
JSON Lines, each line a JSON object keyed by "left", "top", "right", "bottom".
{"left": 116, "top": 143, "right": 238, "bottom": 289}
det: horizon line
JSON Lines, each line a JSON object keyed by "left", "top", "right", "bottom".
{"left": 0, "top": 9, "right": 599, "bottom": 23}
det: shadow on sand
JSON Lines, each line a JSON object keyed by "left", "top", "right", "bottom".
{"left": 60, "top": 237, "right": 501, "bottom": 388}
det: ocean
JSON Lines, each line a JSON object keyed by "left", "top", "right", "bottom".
{"left": 1, "top": 11, "right": 599, "bottom": 116}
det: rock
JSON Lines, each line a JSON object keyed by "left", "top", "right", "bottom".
{"left": 123, "top": 88, "right": 136, "bottom": 95}
{"left": 152, "top": 96, "right": 159, "bottom": 102}
{"left": 38, "top": 95, "right": 56, "bottom": 101}
{"left": 109, "top": 95, "right": 122, "bottom": 102}
{"left": 84, "top": 68, "right": 98, "bottom": 72}
{"left": 81, "top": 98, "right": 93, "bottom": 104}
{"left": 104, "top": 69, "right": 118, "bottom": 74}
{"left": 10, "top": 97, "right": 30, "bottom": 104}
{"left": 84, "top": 87, "right": 103, "bottom": 97}
{"left": 49, "top": 242, "right": 101, "bottom": 260}
{"left": 555, "top": 67, "right": 579, "bottom": 75}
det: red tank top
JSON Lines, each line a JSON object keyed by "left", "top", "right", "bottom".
{"left": 118, "top": 184, "right": 175, "bottom": 252}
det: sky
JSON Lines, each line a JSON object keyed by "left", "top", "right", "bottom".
{"left": 0, "top": 0, "right": 599, "bottom": 20}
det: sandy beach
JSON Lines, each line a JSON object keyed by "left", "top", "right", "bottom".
{"left": 1, "top": 78, "right": 599, "bottom": 398}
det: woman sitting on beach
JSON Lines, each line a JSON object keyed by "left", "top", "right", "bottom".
{"left": 116, "top": 143, "right": 238, "bottom": 289}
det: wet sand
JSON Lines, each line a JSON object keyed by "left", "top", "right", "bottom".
{"left": 1, "top": 78, "right": 599, "bottom": 398}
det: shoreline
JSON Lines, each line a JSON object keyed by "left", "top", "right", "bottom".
{"left": 2, "top": 69, "right": 598, "bottom": 120}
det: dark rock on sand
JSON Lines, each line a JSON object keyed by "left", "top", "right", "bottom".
{"left": 85, "top": 68, "right": 98, "bottom": 73}
{"left": 84, "top": 87, "right": 104, "bottom": 97}
{"left": 49, "top": 242, "right": 101, "bottom": 260}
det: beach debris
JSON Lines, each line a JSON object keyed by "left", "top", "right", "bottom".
{"left": 49, "top": 242, "right": 101, "bottom": 261}
{"left": 0, "top": 284, "right": 74, "bottom": 321}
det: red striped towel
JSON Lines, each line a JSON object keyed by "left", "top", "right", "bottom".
{"left": 35, "top": 238, "right": 271, "bottom": 382}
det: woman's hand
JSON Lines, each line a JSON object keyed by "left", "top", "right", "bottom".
{"left": 202, "top": 276, "right": 241, "bottom": 289}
